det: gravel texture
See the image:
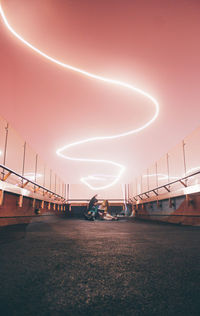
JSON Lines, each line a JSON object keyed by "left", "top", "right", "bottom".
{"left": 0, "top": 217, "right": 200, "bottom": 316}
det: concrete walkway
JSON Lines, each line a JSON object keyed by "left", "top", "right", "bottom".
{"left": 0, "top": 217, "right": 200, "bottom": 316}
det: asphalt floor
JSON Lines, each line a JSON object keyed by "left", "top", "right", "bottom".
{"left": 0, "top": 216, "right": 200, "bottom": 316}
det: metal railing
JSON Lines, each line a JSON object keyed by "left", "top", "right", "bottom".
{"left": 0, "top": 165, "right": 127, "bottom": 205}
{"left": 68, "top": 199, "right": 125, "bottom": 202}
{"left": 132, "top": 169, "right": 200, "bottom": 202}
{"left": 0, "top": 164, "right": 66, "bottom": 202}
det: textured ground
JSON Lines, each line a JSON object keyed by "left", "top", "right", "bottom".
{"left": 0, "top": 217, "right": 200, "bottom": 316}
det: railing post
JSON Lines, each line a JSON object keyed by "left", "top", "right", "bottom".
{"left": 67, "top": 184, "right": 70, "bottom": 202}
{"left": 166, "top": 152, "right": 171, "bottom": 192}
{"left": 166, "top": 153, "right": 170, "bottom": 183}
{"left": 2, "top": 123, "right": 9, "bottom": 180}
{"left": 136, "top": 178, "right": 138, "bottom": 196}
{"left": 43, "top": 165, "right": 46, "bottom": 187}
{"left": 50, "top": 169, "right": 52, "bottom": 191}
{"left": 128, "top": 183, "right": 130, "bottom": 201}
{"left": 64, "top": 184, "right": 66, "bottom": 200}
{"left": 43, "top": 165, "right": 46, "bottom": 195}
{"left": 55, "top": 174, "right": 57, "bottom": 194}
{"left": 147, "top": 168, "right": 149, "bottom": 192}
{"left": 34, "top": 154, "right": 38, "bottom": 192}
{"left": 155, "top": 162, "right": 158, "bottom": 194}
{"left": 3, "top": 123, "right": 9, "bottom": 166}
{"left": 182, "top": 140, "right": 187, "bottom": 176}
{"left": 21, "top": 142, "right": 26, "bottom": 187}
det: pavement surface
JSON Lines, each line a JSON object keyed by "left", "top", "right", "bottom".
{"left": 0, "top": 217, "right": 200, "bottom": 316}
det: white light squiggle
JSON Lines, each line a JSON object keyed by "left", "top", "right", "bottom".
{"left": 143, "top": 167, "right": 200, "bottom": 183}
{"left": 24, "top": 173, "right": 43, "bottom": 181}
{"left": 0, "top": 2, "right": 159, "bottom": 190}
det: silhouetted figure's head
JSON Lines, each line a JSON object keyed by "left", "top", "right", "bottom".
{"left": 89, "top": 194, "right": 98, "bottom": 209}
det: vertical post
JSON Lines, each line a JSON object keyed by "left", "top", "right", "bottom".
{"left": 43, "top": 165, "right": 46, "bottom": 187}
{"left": 167, "top": 153, "right": 170, "bottom": 184}
{"left": 3, "top": 123, "right": 9, "bottom": 166}
{"left": 50, "top": 169, "right": 52, "bottom": 191}
{"left": 147, "top": 168, "right": 149, "bottom": 192}
{"left": 136, "top": 178, "right": 138, "bottom": 196}
{"left": 55, "top": 175, "right": 57, "bottom": 194}
{"left": 141, "top": 175, "right": 143, "bottom": 195}
{"left": 34, "top": 154, "right": 38, "bottom": 183}
{"left": 43, "top": 165, "right": 46, "bottom": 195}
{"left": 2, "top": 123, "right": 9, "bottom": 179}
{"left": 21, "top": 142, "right": 26, "bottom": 186}
{"left": 128, "top": 184, "right": 130, "bottom": 201}
{"left": 68, "top": 184, "right": 70, "bottom": 202}
{"left": 182, "top": 140, "right": 187, "bottom": 177}
{"left": 34, "top": 154, "right": 38, "bottom": 192}
{"left": 155, "top": 162, "right": 158, "bottom": 188}
{"left": 155, "top": 162, "right": 158, "bottom": 198}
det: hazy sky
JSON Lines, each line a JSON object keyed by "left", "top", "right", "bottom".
{"left": 0, "top": 0, "right": 200, "bottom": 185}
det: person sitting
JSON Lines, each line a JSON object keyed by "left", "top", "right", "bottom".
{"left": 98, "top": 200, "right": 118, "bottom": 220}
{"left": 84, "top": 195, "right": 99, "bottom": 221}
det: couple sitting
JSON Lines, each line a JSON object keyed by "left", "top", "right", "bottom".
{"left": 84, "top": 195, "right": 118, "bottom": 221}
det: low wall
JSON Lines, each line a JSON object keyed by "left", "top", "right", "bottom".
{"left": 0, "top": 192, "right": 125, "bottom": 227}
{"left": 0, "top": 191, "right": 64, "bottom": 227}
{"left": 135, "top": 193, "right": 200, "bottom": 225}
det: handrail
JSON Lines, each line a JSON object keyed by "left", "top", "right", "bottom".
{"left": 0, "top": 165, "right": 127, "bottom": 204}
{"left": 68, "top": 199, "right": 125, "bottom": 202}
{"left": 133, "top": 169, "right": 200, "bottom": 202}
{"left": 0, "top": 164, "right": 66, "bottom": 202}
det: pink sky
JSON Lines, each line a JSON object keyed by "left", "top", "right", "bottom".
{"left": 0, "top": 0, "right": 200, "bottom": 184}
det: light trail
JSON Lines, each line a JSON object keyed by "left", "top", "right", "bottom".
{"left": 143, "top": 167, "right": 200, "bottom": 182}
{"left": 24, "top": 173, "right": 43, "bottom": 181}
{"left": 0, "top": 2, "right": 159, "bottom": 190}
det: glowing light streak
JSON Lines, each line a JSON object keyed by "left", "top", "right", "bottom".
{"left": 24, "top": 173, "right": 43, "bottom": 181}
{"left": 143, "top": 167, "right": 200, "bottom": 183}
{"left": 0, "top": 2, "right": 159, "bottom": 190}
{"left": 84, "top": 174, "right": 117, "bottom": 182}
{"left": 186, "top": 167, "right": 200, "bottom": 175}
{"left": 143, "top": 173, "right": 179, "bottom": 181}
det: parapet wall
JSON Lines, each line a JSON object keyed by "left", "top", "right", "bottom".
{"left": 0, "top": 191, "right": 65, "bottom": 227}
{"left": 135, "top": 193, "right": 200, "bottom": 226}
{"left": 0, "top": 190, "right": 125, "bottom": 227}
